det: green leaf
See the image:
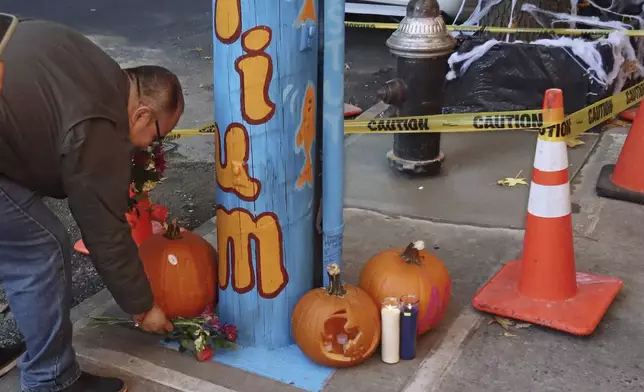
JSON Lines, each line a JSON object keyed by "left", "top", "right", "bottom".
{"left": 194, "top": 335, "right": 206, "bottom": 352}
{"left": 179, "top": 339, "right": 196, "bottom": 353}
{"left": 221, "top": 341, "right": 238, "bottom": 350}
{"left": 212, "top": 339, "right": 223, "bottom": 349}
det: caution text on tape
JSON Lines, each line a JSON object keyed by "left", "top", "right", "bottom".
{"left": 564, "top": 80, "right": 644, "bottom": 141}
{"left": 344, "top": 110, "right": 547, "bottom": 134}
{"left": 537, "top": 118, "right": 572, "bottom": 142}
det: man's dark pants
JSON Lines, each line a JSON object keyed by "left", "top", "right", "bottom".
{"left": 0, "top": 175, "right": 81, "bottom": 391}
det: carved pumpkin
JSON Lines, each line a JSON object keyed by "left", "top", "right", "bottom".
{"left": 359, "top": 240, "right": 451, "bottom": 336}
{"left": 139, "top": 219, "right": 218, "bottom": 318}
{"left": 291, "top": 264, "right": 381, "bottom": 368}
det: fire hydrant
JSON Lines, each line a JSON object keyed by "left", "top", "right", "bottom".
{"left": 380, "top": 0, "right": 456, "bottom": 177}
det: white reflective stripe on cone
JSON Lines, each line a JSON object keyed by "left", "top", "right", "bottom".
{"left": 527, "top": 182, "right": 572, "bottom": 218}
{"left": 533, "top": 139, "right": 569, "bottom": 172}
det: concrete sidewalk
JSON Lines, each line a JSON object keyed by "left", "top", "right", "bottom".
{"left": 2, "top": 124, "right": 641, "bottom": 392}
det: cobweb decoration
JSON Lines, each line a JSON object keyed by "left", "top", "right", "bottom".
{"left": 521, "top": 3, "right": 634, "bottom": 30}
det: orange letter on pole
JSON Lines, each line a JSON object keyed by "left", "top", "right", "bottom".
{"left": 235, "top": 27, "right": 276, "bottom": 125}
{"left": 216, "top": 206, "right": 288, "bottom": 299}
{"left": 214, "top": 0, "right": 242, "bottom": 44}
{"left": 214, "top": 123, "right": 261, "bottom": 201}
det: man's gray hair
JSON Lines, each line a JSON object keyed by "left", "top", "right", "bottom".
{"left": 123, "top": 65, "right": 183, "bottom": 114}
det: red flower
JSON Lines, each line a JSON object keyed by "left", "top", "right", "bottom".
{"left": 153, "top": 145, "right": 166, "bottom": 174}
{"left": 196, "top": 347, "right": 214, "bottom": 362}
{"left": 209, "top": 315, "right": 220, "bottom": 330}
{"left": 133, "top": 150, "right": 150, "bottom": 167}
{"left": 149, "top": 204, "right": 169, "bottom": 222}
{"left": 222, "top": 324, "right": 238, "bottom": 343}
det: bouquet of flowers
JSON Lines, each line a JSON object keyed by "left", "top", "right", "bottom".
{"left": 90, "top": 306, "right": 238, "bottom": 362}
{"left": 72, "top": 144, "right": 168, "bottom": 255}
{"left": 130, "top": 143, "right": 166, "bottom": 203}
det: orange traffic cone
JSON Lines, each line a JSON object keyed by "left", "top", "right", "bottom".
{"left": 472, "top": 89, "right": 623, "bottom": 336}
{"left": 596, "top": 100, "right": 644, "bottom": 204}
{"left": 618, "top": 103, "right": 640, "bottom": 122}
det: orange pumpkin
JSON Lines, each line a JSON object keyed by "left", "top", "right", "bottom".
{"left": 139, "top": 219, "right": 218, "bottom": 318}
{"left": 359, "top": 240, "right": 451, "bottom": 336}
{"left": 291, "top": 264, "right": 381, "bottom": 368}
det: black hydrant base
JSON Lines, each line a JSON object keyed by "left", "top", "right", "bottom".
{"left": 387, "top": 151, "right": 444, "bottom": 178}
{"left": 596, "top": 164, "right": 644, "bottom": 205}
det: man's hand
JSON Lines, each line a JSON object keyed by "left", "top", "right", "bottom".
{"left": 133, "top": 303, "right": 174, "bottom": 334}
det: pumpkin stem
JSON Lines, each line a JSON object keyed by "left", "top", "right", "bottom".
{"left": 163, "top": 218, "right": 182, "bottom": 240}
{"left": 326, "top": 264, "right": 347, "bottom": 297}
{"left": 400, "top": 240, "right": 425, "bottom": 265}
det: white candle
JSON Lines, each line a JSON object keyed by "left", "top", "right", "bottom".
{"left": 381, "top": 297, "right": 401, "bottom": 364}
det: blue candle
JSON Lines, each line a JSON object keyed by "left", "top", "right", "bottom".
{"left": 399, "top": 294, "right": 419, "bottom": 360}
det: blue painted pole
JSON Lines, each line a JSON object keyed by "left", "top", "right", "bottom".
{"left": 321, "top": 0, "right": 346, "bottom": 287}
{"left": 212, "top": 0, "right": 319, "bottom": 349}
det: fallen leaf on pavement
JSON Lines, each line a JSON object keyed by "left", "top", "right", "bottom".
{"left": 566, "top": 137, "right": 585, "bottom": 148}
{"left": 503, "top": 332, "right": 519, "bottom": 338}
{"left": 497, "top": 170, "right": 528, "bottom": 187}
{"left": 195, "top": 47, "right": 203, "bottom": 52}
{"left": 489, "top": 316, "right": 514, "bottom": 330}
{"left": 607, "top": 119, "right": 631, "bottom": 127}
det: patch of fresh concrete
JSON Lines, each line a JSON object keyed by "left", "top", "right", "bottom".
{"left": 344, "top": 132, "right": 598, "bottom": 229}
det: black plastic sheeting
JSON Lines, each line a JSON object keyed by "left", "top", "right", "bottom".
{"left": 442, "top": 36, "right": 616, "bottom": 115}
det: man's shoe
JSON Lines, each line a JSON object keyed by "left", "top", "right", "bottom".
{"left": 61, "top": 372, "right": 127, "bottom": 392}
{"left": 0, "top": 341, "right": 26, "bottom": 377}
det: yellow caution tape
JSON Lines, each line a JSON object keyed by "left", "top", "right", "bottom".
{"left": 344, "top": 21, "right": 644, "bottom": 37}
{"left": 343, "top": 110, "right": 549, "bottom": 134}
{"left": 165, "top": 123, "right": 218, "bottom": 141}
{"left": 565, "top": 81, "right": 644, "bottom": 140}
{"left": 535, "top": 80, "right": 644, "bottom": 141}
{"left": 166, "top": 81, "right": 644, "bottom": 142}
{"left": 537, "top": 118, "right": 572, "bottom": 142}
